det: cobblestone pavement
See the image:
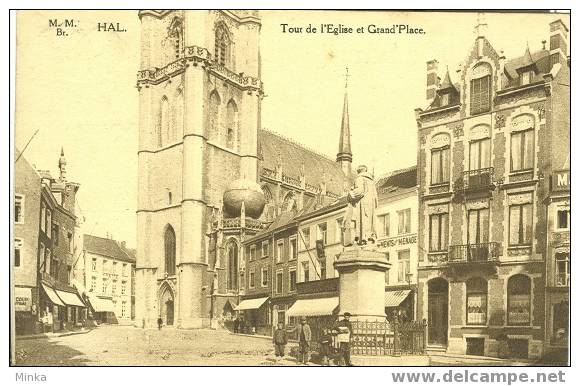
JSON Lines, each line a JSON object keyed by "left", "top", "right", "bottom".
{"left": 15, "top": 325, "right": 299, "bottom": 366}
{"left": 16, "top": 326, "right": 561, "bottom": 366}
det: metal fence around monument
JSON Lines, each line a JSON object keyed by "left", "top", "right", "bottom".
{"left": 351, "top": 318, "right": 427, "bottom": 356}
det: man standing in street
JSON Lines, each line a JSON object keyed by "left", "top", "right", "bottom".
{"left": 288, "top": 316, "right": 312, "bottom": 365}
{"left": 273, "top": 322, "right": 288, "bottom": 358}
{"left": 335, "top": 312, "right": 353, "bottom": 366}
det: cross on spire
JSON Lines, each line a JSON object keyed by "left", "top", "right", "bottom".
{"left": 344, "top": 66, "right": 351, "bottom": 89}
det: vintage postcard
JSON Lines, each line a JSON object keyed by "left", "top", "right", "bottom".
{"left": 10, "top": 10, "right": 570, "bottom": 370}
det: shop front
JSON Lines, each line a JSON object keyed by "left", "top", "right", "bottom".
{"left": 86, "top": 294, "right": 117, "bottom": 324}
{"left": 14, "top": 286, "right": 37, "bottom": 335}
{"left": 40, "top": 283, "right": 65, "bottom": 332}
{"left": 234, "top": 296, "right": 270, "bottom": 335}
{"left": 55, "top": 289, "right": 87, "bottom": 328}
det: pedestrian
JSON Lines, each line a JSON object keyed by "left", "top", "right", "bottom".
{"left": 318, "top": 327, "right": 333, "bottom": 366}
{"left": 288, "top": 316, "right": 312, "bottom": 365}
{"left": 47, "top": 311, "right": 54, "bottom": 333}
{"left": 272, "top": 322, "right": 288, "bottom": 358}
{"left": 157, "top": 316, "right": 163, "bottom": 330}
{"left": 335, "top": 312, "right": 353, "bottom": 366}
{"left": 233, "top": 316, "right": 239, "bottom": 333}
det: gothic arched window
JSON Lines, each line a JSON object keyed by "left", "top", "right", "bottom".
{"left": 159, "top": 97, "right": 170, "bottom": 147}
{"left": 164, "top": 225, "right": 176, "bottom": 276}
{"left": 173, "top": 88, "right": 184, "bottom": 141}
{"left": 226, "top": 99, "right": 238, "bottom": 150}
{"left": 208, "top": 91, "right": 221, "bottom": 142}
{"left": 214, "top": 24, "right": 231, "bottom": 67}
{"left": 226, "top": 240, "right": 238, "bottom": 291}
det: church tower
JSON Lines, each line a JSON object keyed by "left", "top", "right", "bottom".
{"left": 336, "top": 69, "right": 352, "bottom": 177}
{"left": 135, "top": 10, "right": 262, "bottom": 328}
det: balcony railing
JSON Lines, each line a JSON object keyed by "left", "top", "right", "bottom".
{"left": 454, "top": 167, "right": 497, "bottom": 193}
{"left": 448, "top": 242, "right": 501, "bottom": 263}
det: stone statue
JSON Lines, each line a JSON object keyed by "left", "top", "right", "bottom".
{"left": 342, "top": 165, "right": 378, "bottom": 246}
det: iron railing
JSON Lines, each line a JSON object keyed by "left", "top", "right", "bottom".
{"left": 448, "top": 242, "right": 501, "bottom": 263}
{"left": 350, "top": 318, "right": 426, "bottom": 356}
{"left": 454, "top": 167, "right": 495, "bottom": 193}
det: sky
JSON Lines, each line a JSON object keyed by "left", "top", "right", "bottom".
{"left": 14, "top": 10, "right": 569, "bottom": 248}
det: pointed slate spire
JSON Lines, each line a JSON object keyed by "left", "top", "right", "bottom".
{"left": 439, "top": 66, "right": 454, "bottom": 90}
{"left": 523, "top": 42, "right": 535, "bottom": 66}
{"left": 518, "top": 42, "right": 537, "bottom": 74}
{"left": 337, "top": 67, "right": 353, "bottom": 172}
{"left": 58, "top": 147, "right": 67, "bottom": 182}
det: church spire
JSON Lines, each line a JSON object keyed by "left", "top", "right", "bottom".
{"left": 337, "top": 67, "right": 352, "bottom": 176}
{"left": 58, "top": 147, "right": 67, "bottom": 182}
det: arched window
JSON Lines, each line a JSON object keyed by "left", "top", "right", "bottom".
{"left": 214, "top": 24, "right": 231, "bottom": 67}
{"left": 208, "top": 91, "right": 221, "bottom": 142}
{"left": 225, "top": 100, "right": 238, "bottom": 150}
{"left": 430, "top": 134, "right": 450, "bottom": 185}
{"left": 470, "top": 63, "right": 492, "bottom": 115}
{"left": 226, "top": 240, "right": 238, "bottom": 291}
{"left": 173, "top": 89, "right": 184, "bottom": 142}
{"left": 510, "top": 114, "right": 535, "bottom": 173}
{"left": 466, "top": 277, "right": 487, "bottom": 325}
{"left": 159, "top": 97, "right": 170, "bottom": 147}
{"left": 164, "top": 225, "right": 176, "bottom": 276}
{"left": 507, "top": 274, "right": 531, "bottom": 325}
{"left": 282, "top": 192, "right": 297, "bottom": 212}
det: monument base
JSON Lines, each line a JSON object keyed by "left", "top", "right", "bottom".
{"left": 334, "top": 246, "right": 391, "bottom": 320}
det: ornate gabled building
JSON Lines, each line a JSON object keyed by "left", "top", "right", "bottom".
{"left": 135, "top": 10, "right": 351, "bottom": 329}
{"left": 414, "top": 17, "right": 569, "bottom": 359}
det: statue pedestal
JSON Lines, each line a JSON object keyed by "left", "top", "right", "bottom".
{"left": 334, "top": 246, "right": 391, "bottom": 321}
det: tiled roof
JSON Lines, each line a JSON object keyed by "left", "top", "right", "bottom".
{"left": 83, "top": 234, "right": 135, "bottom": 263}
{"left": 244, "top": 211, "right": 299, "bottom": 244}
{"left": 504, "top": 49, "right": 551, "bottom": 79}
{"left": 376, "top": 166, "right": 417, "bottom": 198}
{"left": 257, "top": 128, "right": 350, "bottom": 195}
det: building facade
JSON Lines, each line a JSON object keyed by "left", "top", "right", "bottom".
{"left": 135, "top": 10, "right": 350, "bottom": 329}
{"left": 81, "top": 235, "right": 136, "bottom": 325}
{"left": 14, "top": 149, "right": 85, "bottom": 335}
{"left": 544, "top": 169, "right": 569, "bottom": 355}
{"left": 415, "top": 19, "right": 569, "bottom": 359}
{"left": 375, "top": 166, "right": 418, "bottom": 320}
{"left": 14, "top": 150, "right": 42, "bottom": 335}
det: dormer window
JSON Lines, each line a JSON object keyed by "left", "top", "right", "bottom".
{"left": 521, "top": 70, "right": 533, "bottom": 86}
{"left": 440, "top": 93, "right": 450, "bottom": 107}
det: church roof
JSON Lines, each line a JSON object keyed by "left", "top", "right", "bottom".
{"left": 84, "top": 234, "right": 136, "bottom": 263}
{"left": 257, "top": 128, "right": 349, "bottom": 195}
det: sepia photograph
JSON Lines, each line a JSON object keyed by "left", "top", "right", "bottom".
{"left": 9, "top": 9, "right": 570, "bottom": 370}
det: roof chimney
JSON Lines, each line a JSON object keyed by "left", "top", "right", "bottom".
{"left": 549, "top": 19, "right": 568, "bottom": 67}
{"left": 426, "top": 59, "right": 439, "bottom": 104}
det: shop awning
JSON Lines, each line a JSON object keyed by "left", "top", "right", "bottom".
{"left": 15, "top": 287, "right": 32, "bottom": 312}
{"left": 286, "top": 297, "right": 339, "bottom": 317}
{"left": 87, "top": 295, "right": 114, "bottom": 312}
{"left": 41, "top": 283, "right": 65, "bottom": 307}
{"left": 384, "top": 290, "right": 412, "bottom": 307}
{"left": 55, "top": 290, "right": 86, "bottom": 307}
{"left": 234, "top": 297, "right": 269, "bottom": 311}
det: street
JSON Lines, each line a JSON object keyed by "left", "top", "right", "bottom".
{"left": 15, "top": 325, "right": 549, "bottom": 366}
{"left": 15, "top": 325, "right": 289, "bottom": 366}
